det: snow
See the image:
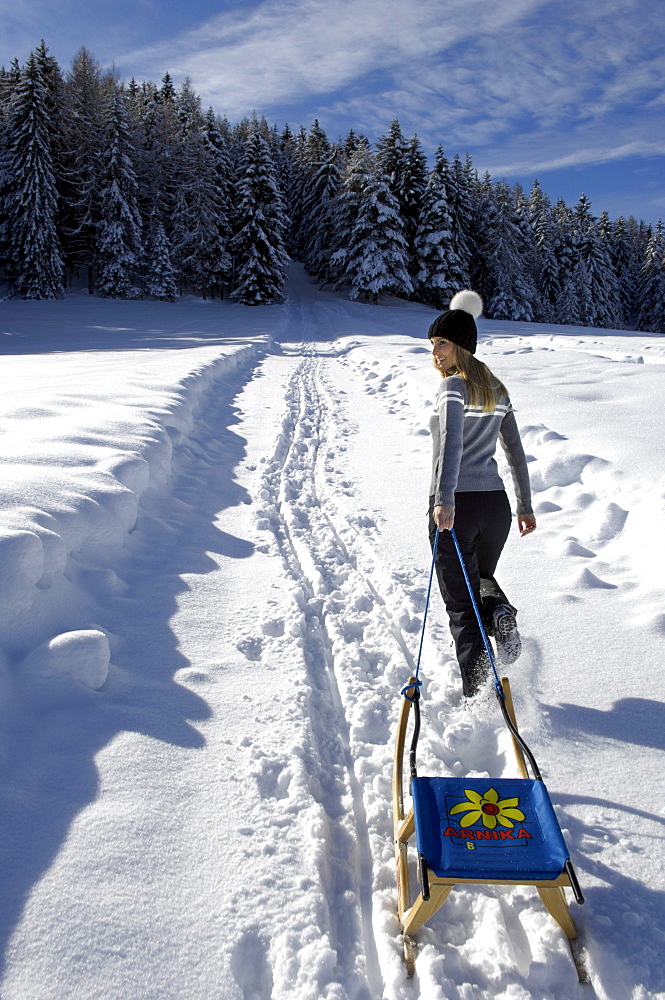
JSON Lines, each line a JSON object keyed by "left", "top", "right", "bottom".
{"left": 1, "top": 268, "right": 664, "bottom": 1000}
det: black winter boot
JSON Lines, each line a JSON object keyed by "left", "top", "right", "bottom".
{"left": 493, "top": 605, "right": 521, "bottom": 665}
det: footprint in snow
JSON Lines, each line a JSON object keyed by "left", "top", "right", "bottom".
{"left": 350, "top": 694, "right": 389, "bottom": 744}
{"left": 535, "top": 500, "right": 562, "bottom": 513}
{"left": 568, "top": 490, "right": 597, "bottom": 511}
{"left": 253, "top": 756, "right": 291, "bottom": 800}
{"left": 569, "top": 567, "right": 617, "bottom": 590}
{"left": 397, "top": 608, "right": 421, "bottom": 633}
{"left": 261, "top": 618, "right": 285, "bottom": 638}
{"left": 351, "top": 593, "right": 373, "bottom": 613}
{"left": 561, "top": 539, "right": 596, "bottom": 558}
{"left": 237, "top": 636, "right": 263, "bottom": 661}
{"left": 351, "top": 514, "right": 376, "bottom": 529}
{"left": 521, "top": 424, "right": 567, "bottom": 446}
{"left": 342, "top": 619, "right": 366, "bottom": 643}
{"left": 230, "top": 930, "right": 273, "bottom": 1000}
{"left": 529, "top": 453, "right": 594, "bottom": 492}
{"left": 575, "top": 501, "right": 628, "bottom": 545}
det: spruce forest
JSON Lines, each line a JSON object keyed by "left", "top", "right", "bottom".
{"left": 1, "top": 43, "right": 664, "bottom": 331}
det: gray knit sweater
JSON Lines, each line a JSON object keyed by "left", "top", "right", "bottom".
{"left": 429, "top": 374, "right": 533, "bottom": 515}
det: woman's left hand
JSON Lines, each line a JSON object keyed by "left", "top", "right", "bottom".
{"left": 518, "top": 513, "right": 537, "bottom": 536}
{"left": 433, "top": 504, "right": 455, "bottom": 531}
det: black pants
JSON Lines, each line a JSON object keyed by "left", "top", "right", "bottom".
{"left": 428, "top": 491, "right": 514, "bottom": 696}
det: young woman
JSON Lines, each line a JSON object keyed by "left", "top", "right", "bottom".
{"left": 428, "top": 290, "right": 536, "bottom": 697}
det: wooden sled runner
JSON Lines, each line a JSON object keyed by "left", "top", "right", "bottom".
{"left": 393, "top": 676, "right": 587, "bottom": 980}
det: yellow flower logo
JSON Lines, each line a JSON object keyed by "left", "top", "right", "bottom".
{"left": 449, "top": 787, "right": 526, "bottom": 830}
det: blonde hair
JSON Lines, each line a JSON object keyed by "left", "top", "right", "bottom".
{"left": 437, "top": 346, "right": 507, "bottom": 412}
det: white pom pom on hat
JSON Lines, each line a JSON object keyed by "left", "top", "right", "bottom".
{"left": 449, "top": 289, "right": 483, "bottom": 318}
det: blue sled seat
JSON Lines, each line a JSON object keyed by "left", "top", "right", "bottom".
{"left": 411, "top": 776, "right": 570, "bottom": 882}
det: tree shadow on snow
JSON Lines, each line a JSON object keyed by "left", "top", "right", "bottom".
{"left": 548, "top": 795, "right": 665, "bottom": 996}
{"left": 542, "top": 698, "right": 665, "bottom": 752}
{"left": 0, "top": 295, "right": 283, "bottom": 354}
{"left": 0, "top": 365, "right": 256, "bottom": 978}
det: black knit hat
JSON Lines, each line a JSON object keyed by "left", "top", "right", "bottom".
{"left": 427, "top": 290, "right": 483, "bottom": 355}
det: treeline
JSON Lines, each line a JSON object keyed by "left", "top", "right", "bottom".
{"left": 1, "top": 43, "right": 664, "bottom": 331}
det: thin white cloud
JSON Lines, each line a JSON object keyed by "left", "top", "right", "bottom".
{"left": 484, "top": 139, "right": 665, "bottom": 178}
{"left": 118, "top": 0, "right": 547, "bottom": 115}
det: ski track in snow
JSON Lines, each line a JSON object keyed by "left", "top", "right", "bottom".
{"left": 1, "top": 276, "right": 664, "bottom": 1000}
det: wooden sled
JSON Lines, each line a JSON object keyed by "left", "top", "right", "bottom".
{"left": 393, "top": 676, "right": 586, "bottom": 980}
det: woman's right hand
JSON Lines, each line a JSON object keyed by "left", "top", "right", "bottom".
{"left": 433, "top": 504, "right": 455, "bottom": 531}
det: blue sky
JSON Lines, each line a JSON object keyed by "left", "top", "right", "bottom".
{"left": 2, "top": 0, "right": 664, "bottom": 223}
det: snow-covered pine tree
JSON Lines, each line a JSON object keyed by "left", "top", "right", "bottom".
{"left": 302, "top": 150, "right": 341, "bottom": 282}
{"left": 377, "top": 123, "right": 426, "bottom": 278}
{"left": 566, "top": 194, "right": 596, "bottom": 325}
{"left": 230, "top": 129, "right": 289, "bottom": 305}
{"left": 0, "top": 58, "right": 21, "bottom": 114}
{"left": 124, "top": 78, "right": 153, "bottom": 188}
{"left": 202, "top": 107, "right": 233, "bottom": 296}
{"left": 203, "top": 107, "right": 230, "bottom": 176}
{"left": 556, "top": 266, "right": 585, "bottom": 327}
{"left": 0, "top": 61, "right": 20, "bottom": 277}
{"left": 470, "top": 171, "right": 494, "bottom": 302}
{"left": 449, "top": 153, "right": 475, "bottom": 287}
{"left": 342, "top": 129, "right": 358, "bottom": 157}
{"left": 572, "top": 256, "right": 595, "bottom": 326}
{"left": 169, "top": 84, "right": 232, "bottom": 297}
{"left": 612, "top": 216, "right": 644, "bottom": 328}
{"left": 400, "top": 134, "right": 427, "bottom": 279}
{"left": 552, "top": 199, "right": 577, "bottom": 324}
{"left": 343, "top": 129, "right": 371, "bottom": 158}
{"left": 125, "top": 76, "right": 144, "bottom": 128}
{"left": 513, "top": 182, "right": 541, "bottom": 312}
{"left": 232, "top": 112, "right": 273, "bottom": 146}
{"left": 302, "top": 118, "right": 330, "bottom": 167}
{"left": 333, "top": 146, "right": 412, "bottom": 303}
{"left": 376, "top": 119, "right": 407, "bottom": 193}
{"left": 527, "top": 180, "right": 559, "bottom": 321}
{"left": 135, "top": 75, "right": 180, "bottom": 244}
{"left": 95, "top": 86, "right": 142, "bottom": 298}
{"left": 527, "top": 178, "right": 550, "bottom": 235}
{"left": 159, "top": 72, "right": 176, "bottom": 105}
{"left": 572, "top": 194, "right": 620, "bottom": 328}
{"left": 595, "top": 210, "right": 623, "bottom": 327}
{"left": 297, "top": 120, "right": 334, "bottom": 268}
{"left": 2, "top": 50, "right": 64, "bottom": 298}
{"left": 483, "top": 180, "right": 538, "bottom": 320}
{"left": 60, "top": 47, "right": 105, "bottom": 292}
{"left": 637, "top": 220, "right": 665, "bottom": 332}
{"left": 275, "top": 123, "right": 305, "bottom": 257}
{"left": 35, "top": 40, "right": 66, "bottom": 174}
{"left": 326, "top": 142, "right": 372, "bottom": 287}
{"left": 283, "top": 119, "right": 331, "bottom": 262}
{"left": 533, "top": 211, "right": 561, "bottom": 322}
{"left": 143, "top": 220, "right": 177, "bottom": 301}
{"left": 413, "top": 146, "right": 466, "bottom": 308}
{"left": 611, "top": 216, "right": 631, "bottom": 324}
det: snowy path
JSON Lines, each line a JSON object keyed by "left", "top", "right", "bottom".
{"left": 1, "top": 272, "right": 664, "bottom": 999}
